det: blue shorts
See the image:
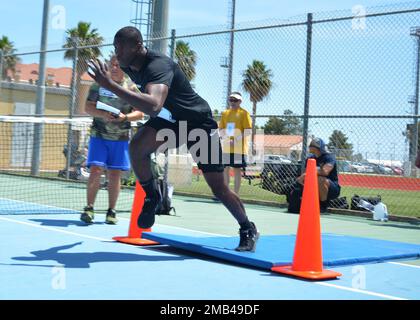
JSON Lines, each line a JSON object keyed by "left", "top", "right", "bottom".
{"left": 87, "top": 136, "right": 130, "bottom": 171}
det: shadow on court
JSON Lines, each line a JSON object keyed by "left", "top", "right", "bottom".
{"left": 368, "top": 223, "right": 420, "bottom": 230}
{"left": 30, "top": 219, "right": 101, "bottom": 227}
{"left": 9, "top": 242, "right": 189, "bottom": 268}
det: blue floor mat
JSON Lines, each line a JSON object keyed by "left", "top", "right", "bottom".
{"left": 142, "top": 232, "right": 420, "bottom": 269}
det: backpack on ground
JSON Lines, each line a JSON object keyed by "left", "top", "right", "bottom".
{"left": 329, "top": 197, "right": 349, "bottom": 210}
{"left": 351, "top": 195, "right": 381, "bottom": 212}
{"left": 156, "top": 178, "right": 176, "bottom": 216}
{"left": 287, "top": 183, "right": 303, "bottom": 214}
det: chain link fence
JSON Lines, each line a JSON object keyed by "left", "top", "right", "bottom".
{"left": 0, "top": 3, "right": 419, "bottom": 217}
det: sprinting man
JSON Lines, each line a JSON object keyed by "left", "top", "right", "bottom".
{"left": 82, "top": 55, "right": 144, "bottom": 225}
{"left": 87, "top": 26, "right": 259, "bottom": 251}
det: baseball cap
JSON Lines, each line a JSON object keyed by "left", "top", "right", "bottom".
{"left": 309, "top": 137, "right": 324, "bottom": 150}
{"left": 229, "top": 92, "right": 243, "bottom": 101}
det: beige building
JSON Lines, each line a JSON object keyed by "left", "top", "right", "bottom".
{"left": 0, "top": 63, "right": 93, "bottom": 172}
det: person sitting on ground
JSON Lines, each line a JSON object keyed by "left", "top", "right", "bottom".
{"left": 296, "top": 137, "right": 341, "bottom": 213}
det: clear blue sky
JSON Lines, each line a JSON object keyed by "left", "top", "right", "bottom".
{"left": 0, "top": 0, "right": 405, "bottom": 50}
{"left": 0, "top": 0, "right": 418, "bottom": 162}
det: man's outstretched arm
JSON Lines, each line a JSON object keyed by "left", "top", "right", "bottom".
{"left": 87, "top": 59, "right": 167, "bottom": 117}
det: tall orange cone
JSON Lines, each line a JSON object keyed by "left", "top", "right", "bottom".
{"left": 271, "top": 159, "right": 341, "bottom": 280}
{"left": 113, "top": 181, "right": 159, "bottom": 246}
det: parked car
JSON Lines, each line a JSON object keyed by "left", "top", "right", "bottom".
{"left": 336, "top": 160, "right": 352, "bottom": 172}
{"left": 361, "top": 163, "right": 375, "bottom": 174}
{"left": 387, "top": 166, "right": 403, "bottom": 175}
{"left": 263, "top": 154, "right": 292, "bottom": 164}
{"left": 350, "top": 162, "right": 366, "bottom": 173}
{"left": 369, "top": 163, "right": 386, "bottom": 175}
{"left": 383, "top": 166, "right": 394, "bottom": 175}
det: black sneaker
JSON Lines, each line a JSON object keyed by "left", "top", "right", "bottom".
{"left": 320, "top": 201, "right": 329, "bottom": 214}
{"left": 137, "top": 192, "right": 162, "bottom": 229}
{"left": 80, "top": 206, "right": 94, "bottom": 224}
{"left": 105, "top": 208, "right": 118, "bottom": 225}
{"left": 235, "top": 222, "right": 259, "bottom": 252}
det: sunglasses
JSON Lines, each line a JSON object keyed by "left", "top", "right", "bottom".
{"left": 229, "top": 98, "right": 240, "bottom": 102}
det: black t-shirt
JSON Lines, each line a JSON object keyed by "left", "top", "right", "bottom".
{"left": 121, "top": 49, "right": 212, "bottom": 125}
{"left": 308, "top": 152, "right": 339, "bottom": 183}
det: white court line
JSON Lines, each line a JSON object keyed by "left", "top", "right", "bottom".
{"left": 0, "top": 216, "right": 110, "bottom": 242}
{"left": 0, "top": 197, "right": 225, "bottom": 237}
{"left": 0, "top": 197, "right": 79, "bottom": 212}
{"left": 316, "top": 282, "right": 407, "bottom": 300}
{"left": 387, "top": 262, "right": 420, "bottom": 269}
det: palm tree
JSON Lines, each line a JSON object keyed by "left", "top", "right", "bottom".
{"left": 242, "top": 60, "right": 273, "bottom": 154}
{"left": 63, "top": 22, "right": 104, "bottom": 114}
{"left": 0, "top": 36, "right": 21, "bottom": 79}
{"left": 175, "top": 40, "right": 197, "bottom": 82}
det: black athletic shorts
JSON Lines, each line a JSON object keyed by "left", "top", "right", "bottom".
{"left": 144, "top": 116, "right": 224, "bottom": 173}
{"left": 223, "top": 153, "right": 247, "bottom": 169}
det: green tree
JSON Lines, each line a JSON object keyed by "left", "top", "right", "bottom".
{"left": 352, "top": 153, "right": 364, "bottom": 162}
{"left": 263, "top": 117, "right": 286, "bottom": 134}
{"left": 175, "top": 40, "right": 197, "bottom": 82}
{"left": 0, "top": 36, "right": 21, "bottom": 79}
{"left": 262, "top": 110, "right": 302, "bottom": 135}
{"left": 327, "top": 130, "right": 353, "bottom": 159}
{"left": 63, "top": 22, "right": 104, "bottom": 114}
{"left": 242, "top": 60, "right": 273, "bottom": 153}
{"left": 282, "top": 109, "right": 302, "bottom": 135}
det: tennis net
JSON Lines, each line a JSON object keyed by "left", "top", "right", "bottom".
{"left": 0, "top": 116, "right": 138, "bottom": 215}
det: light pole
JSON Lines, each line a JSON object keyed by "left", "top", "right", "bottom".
{"left": 390, "top": 142, "right": 396, "bottom": 165}
{"left": 410, "top": 27, "right": 420, "bottom": 172}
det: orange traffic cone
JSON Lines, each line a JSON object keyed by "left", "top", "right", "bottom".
{"left": 271, "top": 158, "right": 341, "bottom": 280}
{"left": 113, "top": 181, "right": 159, "bottom": 246}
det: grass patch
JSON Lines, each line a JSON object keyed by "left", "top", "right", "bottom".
{"left": 175, "top": 177, "right": 420, "bottom": 218}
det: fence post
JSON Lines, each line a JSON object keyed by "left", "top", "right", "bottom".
{"left": 301, "top": 13, "right": 313, "bottom": 169}
{"left": 65, "top": 38, "right": 79, "bottom": 180}
{"left": 160, "top": 29, "right": 177, "bottom": 197}
{"left": 0, "top": 49, "right": 4, "bottom": 82}
{"left": 31, "top": 0, "right": 50, "bottom": 176}
{"left": 413, "top": 32, "right": 420, "bottom": 175}
{"left": 226, "top": 0, "right": 236, "bottom": 108}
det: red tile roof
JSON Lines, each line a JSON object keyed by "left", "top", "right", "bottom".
{"left": 8, "top": 63, "right": 93, "bottom": 87}
{"left": 255, "top": 134, "right": 303, "bottom": 148}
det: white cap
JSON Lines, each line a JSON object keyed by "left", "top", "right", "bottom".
{"left": 229, "top": 93, "right": 243, "bottom": 101}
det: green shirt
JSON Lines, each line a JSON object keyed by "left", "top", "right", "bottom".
{"left": 87, "top": 83, "right": 134, "bottom": 141}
